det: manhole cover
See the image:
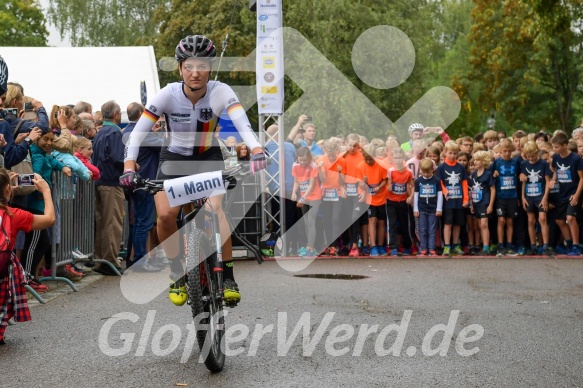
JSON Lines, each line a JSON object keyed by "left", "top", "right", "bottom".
{"left": 293, "top": 274, "right": 369, "bottom": 280}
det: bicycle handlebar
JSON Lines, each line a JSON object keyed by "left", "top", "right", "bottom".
{"left": 134, "top": 163, "right": 251, "bottom": 196}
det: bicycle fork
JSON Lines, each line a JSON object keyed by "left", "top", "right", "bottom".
{"left": 209, "top": 212, "right": 224, "bottom": 302}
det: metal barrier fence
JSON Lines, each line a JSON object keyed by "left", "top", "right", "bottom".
{"left": 39, "top": 173, "right": 97, "bottom": 291}
{"left": 36, "top": 168, "right": 264, "bottom": 295}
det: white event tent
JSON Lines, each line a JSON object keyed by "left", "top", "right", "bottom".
{"left": 0, "top": 46, "right": 160, "bottom": 123}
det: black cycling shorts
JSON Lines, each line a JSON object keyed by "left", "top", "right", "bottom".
{"left": 157, "top": 147, "right": 225, "bottom": 179}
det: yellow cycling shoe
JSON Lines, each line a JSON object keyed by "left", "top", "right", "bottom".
{"left": 223, "top": 279, "right": 241, "bottom": 306}
{"left": 169, "top": 277, "right": 187, "bottom": 306}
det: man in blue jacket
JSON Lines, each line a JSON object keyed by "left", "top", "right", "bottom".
{"left": 122, "top": 102, "right": 164, "bottom": 272}
{"left": 265, "top": 124, "right": 297, "bottom": 252}
{"left": 92, "top": 100, "right": 126, "bottom": 275}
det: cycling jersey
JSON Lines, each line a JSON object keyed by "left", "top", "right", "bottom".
{"left": 125, "top": 81, "right": 261, "bottom": 161}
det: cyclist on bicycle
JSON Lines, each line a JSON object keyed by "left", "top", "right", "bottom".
{"left": 121, "top": 35, "right": 266, "bottom": 306}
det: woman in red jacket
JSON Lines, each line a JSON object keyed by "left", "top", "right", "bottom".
{"left": 0, "top": 169, "right": 56, "bottom": 345}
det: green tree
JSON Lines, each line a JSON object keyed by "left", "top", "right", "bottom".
{"left": 154, "top": 0, "right": 446, "bottom": 141}
{"left": 47, "top": 0, "right": 165, "bottom": 46}
{"left": 0, "top": 0, "right": 48, "bottom": 46}
{"left": 464, "top": 0, "right": 583, "bottom": 133}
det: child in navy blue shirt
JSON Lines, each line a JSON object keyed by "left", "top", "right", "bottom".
{"left": 470, "top": 151, "right": 495, "bottom": 255}
{"left": 520, "top": 141, "right": 552, "bottom": 256}
{"left": 491, "top": 138, "right": 520, "bottom": 256}
{"left": 435, "top": 141, "right": 469, "bottom": 256}
{"left": 550, "top": 132, "right": 583, "bottom": 255}
{"left": 413, "top": 158, "right": 443, "bottom": 256}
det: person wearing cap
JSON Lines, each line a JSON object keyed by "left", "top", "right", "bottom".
{"left": 401, "top": 123, "right": 451, "bottom": 156}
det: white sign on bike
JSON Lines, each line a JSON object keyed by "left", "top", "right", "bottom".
{"left": 163, "top": 170, "right": 226, "bottom": 207}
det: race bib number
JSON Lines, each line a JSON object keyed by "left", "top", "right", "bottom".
{"left": 419, "top": 184, "right": 436, "bottom": 198}
{"left": 550, "top": 184, "right": 559, "bottom": 194}
{"left": 322, "top": 188, "right": 339, "bottom": 202}
{"left": 368, "top": 183, "right": 380, "bottom": 195}
{"left": 299, "top": 180, "right": 309, "bottom": 194}
{"left": 447, "top": 186, "right": 462, "bottom": 199}
{"left": 557, "top": 170, "right": 572, "bottom": 183}
{"left": 501, "top": 176, "right": 516, "bottom": 190}
{"left": 471, "top": 188, "right": 482, "bottom": 203}
{"left": 526, "top": 183, "right": 542, "bottom": 197}
{"left": 346, "top": 183, "right": 358, "bottom": 197}
{"left": 392, "top": 183, "right": 407, "bottom": 195}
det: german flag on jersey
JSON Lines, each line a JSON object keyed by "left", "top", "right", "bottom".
{"left": 196, "top": 117, "right": 217, "bottom": 153}
{"left": 142, "top": 109, "right": 159, "bottom": 122}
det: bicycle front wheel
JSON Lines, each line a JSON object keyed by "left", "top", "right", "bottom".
{"left": 186, "top": 228, "right": 225, "bottom": 373}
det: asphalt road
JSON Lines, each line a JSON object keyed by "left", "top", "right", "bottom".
{"left": 2, "top": 258, "right": 583, "bottom": 387}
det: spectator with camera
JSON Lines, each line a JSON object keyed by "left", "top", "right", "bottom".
{"left": 287, "top": 114, "right": 323, "bottom": 156}
{"left": 1, "top": 85, "right": 42, "bottom": 168}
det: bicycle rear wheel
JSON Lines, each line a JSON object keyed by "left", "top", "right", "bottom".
{"left": 186, "top": 228, "right": 225, "bottom": 372}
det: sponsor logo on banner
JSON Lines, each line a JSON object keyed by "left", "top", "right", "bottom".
{"left": 257, "top": 0, "right": 283, "bottom": 114}
{"left": 261, "top": 86, "right": 278, "bottom": 94}
{"left": 263, "top": 57, "right": 275, "bottom": 68}
{"left": 264, "top": 72, "right": 275, "bottom": 83}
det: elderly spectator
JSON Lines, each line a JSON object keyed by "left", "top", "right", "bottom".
{"left": 92, "top": 101, "right": 126, "bottom": 275}
{"left": 73, "top": 101, "right": 92, "bottom": 116}
{"left": 80, "top": 119, "right": 97, "bottom": 140}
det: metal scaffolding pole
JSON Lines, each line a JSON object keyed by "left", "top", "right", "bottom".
{"left": 258, "top": 114, "right": 286, "bottom": 256}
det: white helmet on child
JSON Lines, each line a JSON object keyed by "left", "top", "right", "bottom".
{"left": 408, "top": 123, "right": 424, "bottom": 134}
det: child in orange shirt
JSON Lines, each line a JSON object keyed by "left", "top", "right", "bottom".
{"left": 386, "top": 148, "right": 414, "bottom": 256}
{"left": 342, "top": 134, "right": 367, "bottom": 257}
{"left": 357, "top": 144, "right": 388, "bottom": 256}
{"left": 318, "top": 138, "right": 346, "bottom": 255}
{"left": 292, "top": 147, "right": 322, "bottom": 257}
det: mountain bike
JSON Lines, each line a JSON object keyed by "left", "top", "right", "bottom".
{"left": 136, "top": 164, "right": 262, "bottom": 372}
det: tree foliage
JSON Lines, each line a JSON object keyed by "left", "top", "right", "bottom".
{"left": 47, "top": 0, "right": 165, "bottom": 46}
{"left": 42, "top": 0, "right": 582, "bottom": 137}
{"left": 462, "top": 0, "right": 583, "bottom": 133}
{"left": 0, "top": 0, "right": 48, "bottom": 46}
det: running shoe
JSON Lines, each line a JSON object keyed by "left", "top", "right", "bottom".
{"left": 506, "top": 248, "right": 519, "bottom": 256}
{"left": 452, "top": 245, "right": 464, "bottom": 256}
{"left": 428, "top": 250, "right": 438, "bottom": 257}
{"left": 26, "top": 279, "right": 48, "bottom": 293}
{"left": 64, "top": 264, "right": 84, "bottom": 277}
{"left": 517, "top": 246, "right": 526, "bottom": 256}
{"left": 377, "top": 246, "right": 387, "bottom": 256}
{"left": 349, "top": 248, "right": 360, "bottom": 257}
{"left": 298, "top": 247, "right": 307, "bottom": 257}
{"left": 542, "top": 247, "right": 554, "bottom": 257}
{"left": 370, "top": 246, "right": 379, "bottom": 257}
{"left": 442, "top": 246, "right": 451, "bottom": 257}
{"left": 568, "top": 245, "right": 582, "bottom": 256}
{"left": 390, "top": 248, "right": 399, "bottom": 256}
{"left": 418, "top": 249, "right": 428, "bottom": 256}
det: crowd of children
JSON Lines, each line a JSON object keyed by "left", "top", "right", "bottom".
{"left": 289, "top": 123, "right": 583, "bottom": 257}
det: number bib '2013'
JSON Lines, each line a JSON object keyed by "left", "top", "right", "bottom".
{"left": 447, "top": 186, "right": 462, "bottom": 199}
{"left": 299, "top": 180, "right": 309, "bottom": 194}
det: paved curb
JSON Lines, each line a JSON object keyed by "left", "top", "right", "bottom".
{"left": 27, "top": 272, "right": 105, "bottom": 308}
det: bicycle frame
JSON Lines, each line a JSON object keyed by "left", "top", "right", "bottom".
{"left": 178, "top": 200, "right": 224, "bottom": 302}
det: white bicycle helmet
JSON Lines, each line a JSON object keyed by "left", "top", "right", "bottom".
{"left": 408, "top": 123, "right": 424, "bottom": 134}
